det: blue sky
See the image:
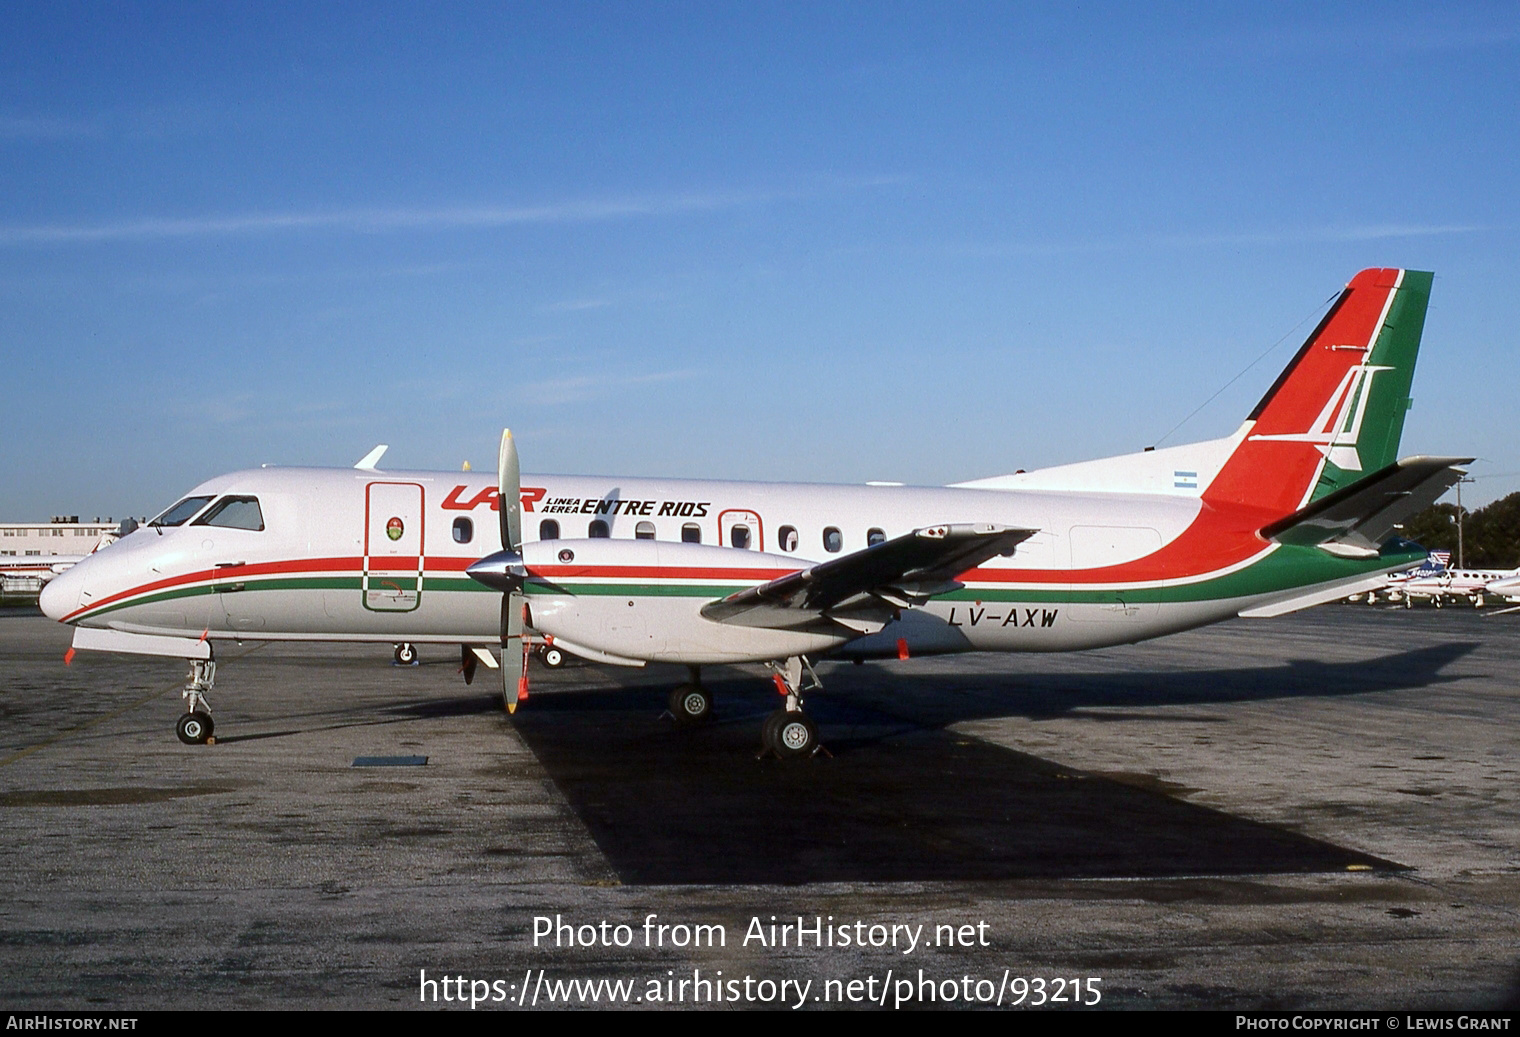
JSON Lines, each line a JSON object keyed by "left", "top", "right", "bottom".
{"left": 2, "top": 2, "right": 1517, "bottom": 520}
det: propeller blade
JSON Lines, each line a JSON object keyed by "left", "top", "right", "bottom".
{"left": 498, "top": 428, "right": 522, "bottom": 553}
{"left": 501, "top": 590, "right": 527, "bottom": 713}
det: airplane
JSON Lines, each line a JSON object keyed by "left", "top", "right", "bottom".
{"left": 1348, "top": 549, "right": 1446, "bottom": 604}
{"left": 40, "top": 267, "right": 1472, "bottom": 758}
{"left": 1397, "top": 565, "right": 1520, "bottom": 608}
{"left": 1485, "top": 573, "right": 1520, "bottom": 600}
{"left": 1, "top": 555, "right": 88, "bottom": 593}
{"left": 1481, "top": 574, "right": 1520, "bottom": 616}
{"left": 0, "top": 529, "right": 119, "bottom": 593}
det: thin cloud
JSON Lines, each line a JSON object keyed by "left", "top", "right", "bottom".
{"left": 0, "top": 193, "right": 753, "bottom": 245}
{"left": 0, "top": 114, "right": 99, "bottom": 140}
{"left": 1181, "top": 20, "right": 1520, "bottom": 60}
{"left": 0, "top": 176, "right": 910, "bottom": 246}
{"left": 942, "top": 222, "right": 1487, "bottom": 258}
{"left": 522, "top": 368, "right": 699, "bottom": 406}
{"left": 541, "top": 297, "right": 617, "bottom": 313}
{"left": 1155, "top": 223, "right": 1487, "bottom": 247}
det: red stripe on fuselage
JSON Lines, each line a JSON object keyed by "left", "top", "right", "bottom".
{"left": 62, "top": 555, "right": 362, "bottom": 623}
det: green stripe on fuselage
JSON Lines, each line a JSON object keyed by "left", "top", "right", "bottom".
{"left": 79, "top": 542, "right": 1420, "bottom": 622}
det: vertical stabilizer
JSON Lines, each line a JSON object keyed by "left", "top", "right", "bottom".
{"left": 1205, "top": 268, "right": 1432, "bottom": 517}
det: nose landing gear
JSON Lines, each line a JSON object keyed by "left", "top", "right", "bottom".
{"left": 176, "top": 658, "right": 217, "bottom": 745}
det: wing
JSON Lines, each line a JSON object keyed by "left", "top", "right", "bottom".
{"left": 700, "top": 523, "right": 1037, "bottom": 632}
{"left": 1260, "top": 455, "right": 1473, "bottom": 558}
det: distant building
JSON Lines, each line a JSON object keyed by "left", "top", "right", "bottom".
{"left": 0, "top": 517, "right": 120, "bottom": 558}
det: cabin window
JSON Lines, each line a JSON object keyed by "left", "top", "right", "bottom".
{"left": 539, "top": 519, "right": 559, "bottom": 541}
{"left": 867, "top": 527, "right": 886, "bottom": 547}
{"left": 730, "top": 524, "right": 751, "bottom": 550}
{"left": 681, "top": 523, "right": 701, "bottom": 544}
{"left": 779, "top": 525, "right": 799, "bottom": 552}
{"left": 635, "top": 521, "right": 656, "bottom": 540}
{"left": 194, "top": 496, "right": 265, "bottom": 532}
{"left": 589, "top": 519, "right": 610, "bottom": 538}
{"left": 149, "top": 495, "right": 215, "bottom": 528}
{"left": 823, "top": 526, "right": 843, "bottom": 553}
{"left": 452, "top": 517, "right": 473, "bottom": 544}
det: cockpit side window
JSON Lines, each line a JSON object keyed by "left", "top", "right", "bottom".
{"left": 194, "top": 496, "right": 265, "bottom": 532}
{"left": 149, "top": 495, "right": 215, "bottom": 528}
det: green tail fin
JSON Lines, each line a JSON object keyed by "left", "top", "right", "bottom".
{"left": 1307, "top": 269, "right": 1432, "bottom": 501}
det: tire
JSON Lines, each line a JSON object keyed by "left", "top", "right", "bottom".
{"left": 394, "top": 643, "right": 418, "bottom": 665}
{"left": 176, "top": 711, "right": 214, "bottom": 745}
{"left": 761, "top": 709, "right": 787, "bottom": 750}
{"left": 770, "top": 711, "right": 818, "bottom": 759}
{"left": 668, "top": 684, "right": 711, "bottom": 724}
{"left": 542, "top": 647, "right": 564, "bottom": 668}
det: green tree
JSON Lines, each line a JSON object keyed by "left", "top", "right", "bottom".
{"left": 1399, "top": 492, "right": 1520, "bottom": 568}
{"left": 1465, "top": 492, "right": 1520, "bottom": 568}
{"left": 1399, "top": 503, "right": 1460, "bottom": 554}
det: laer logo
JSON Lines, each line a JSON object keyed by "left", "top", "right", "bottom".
{"left": 1249, "top": 363, "right": 1392, "bottom": 472}
{"left": 441, "top": 485, "right": 547, "bottom": 512}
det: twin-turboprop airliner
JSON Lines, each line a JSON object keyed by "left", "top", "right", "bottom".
{"left": 41, "top": 268, "right": 1470, "bottom": 757}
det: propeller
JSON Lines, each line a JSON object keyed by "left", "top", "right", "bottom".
{"left": 465, "top": 429, "right": 530, "bottom": 713}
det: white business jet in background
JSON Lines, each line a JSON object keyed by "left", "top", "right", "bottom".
{"left": 1483, "top": 574, "right": 1520, "bottom": 612}
{"left": 42, "top": 268, "right": 1470, "bottom": 758}
{"left": 1399, "top": 565, "right": 1520, "bottom": 608}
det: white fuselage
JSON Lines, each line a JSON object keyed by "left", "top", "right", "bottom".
{"left": 1400, "top": 567, "right": 1520, "bottom": 605}
{"left": 40, "top": 463, "right": 1401, "bottom": 666}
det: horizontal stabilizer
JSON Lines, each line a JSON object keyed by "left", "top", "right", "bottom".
{"left": 1260, "top": 455, "right": 1473, "bottom": 557}
{"left": 702, "top": 523, "right": 1036, "bottom": 630}
{"left": 1238, "top": 571, "right": 1398, "bottom": 619}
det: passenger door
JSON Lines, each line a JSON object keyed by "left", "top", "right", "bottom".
{"left": 363, "top": 482, "right": 425, "bottom": 612}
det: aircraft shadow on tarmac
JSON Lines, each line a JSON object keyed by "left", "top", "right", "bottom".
{"left": 504, "top": 643, "right": 1476, "bottom": 886}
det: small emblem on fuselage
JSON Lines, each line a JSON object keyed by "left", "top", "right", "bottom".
{"left": 558, "top": 548, "right": 575, "bottom": 563}
{"left": 386, "top": 517, "right": 404, "bottom": 541}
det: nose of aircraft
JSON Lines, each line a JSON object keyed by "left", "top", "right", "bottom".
{"left": 39, "top": 566, "right": 82, "bottom": 622}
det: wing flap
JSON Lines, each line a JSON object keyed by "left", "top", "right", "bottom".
{"left": 701, "top": 523, "right": 1037, "bottom": 629}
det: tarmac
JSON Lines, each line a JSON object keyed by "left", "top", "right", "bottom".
{"left": 1, "top": 602, "right": 1516, "bottom": 1010}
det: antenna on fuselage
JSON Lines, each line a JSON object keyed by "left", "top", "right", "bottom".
{"left": 354, "top": 445, "right": 388, "bottom": 470}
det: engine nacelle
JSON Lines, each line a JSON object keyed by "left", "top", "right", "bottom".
{"left": 519, "top": 538, "right": 846, "bottom": 664}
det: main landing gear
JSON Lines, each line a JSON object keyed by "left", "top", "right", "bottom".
{"left": 667, "top": 666, "right": 713, "bottom": 725}
{"left": 176, "top": 658, "right": 217, "bottom": 746}
{"left": 663, "top": 658, "right": 826, "bottom": 757}
{"left": 759, "top": 656, "right": 825, "bottom": 760}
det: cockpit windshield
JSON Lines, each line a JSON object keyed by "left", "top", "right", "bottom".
{"left": 193, "top": 496, "right": 265, "bottom": 532}
{"left": 148, "top": 495, "right": 215, "bottom": 528}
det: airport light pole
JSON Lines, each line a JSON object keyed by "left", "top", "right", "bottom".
{"left": 1455, "top": 476, "right": 1475, "bottom": 569}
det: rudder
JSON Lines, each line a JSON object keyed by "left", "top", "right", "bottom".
{"left": 1205, "top": 268, "right": 1432, "bottom": 517}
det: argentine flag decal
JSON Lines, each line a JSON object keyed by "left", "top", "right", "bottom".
{"left": 1174, "top": 470, "right": 1198, "bottom": 489}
